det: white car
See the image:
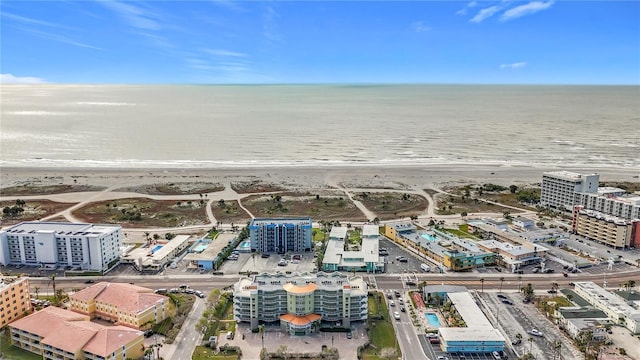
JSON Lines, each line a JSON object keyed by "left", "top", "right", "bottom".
{"left": 528, "top": 329, "right": 543, "bottom": 337}
{"left": 393, "top": 311, "right": 401, "bottom": 320}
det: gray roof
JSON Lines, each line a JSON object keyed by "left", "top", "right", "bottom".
{"left": 1, "top": 221, "right": 119, "bottom": 236}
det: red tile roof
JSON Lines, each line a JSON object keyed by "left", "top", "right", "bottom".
{"left": 70, "top": 282, "right": 168, "bottom": 313}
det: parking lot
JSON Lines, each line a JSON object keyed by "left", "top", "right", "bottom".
{"left": 218, "top": 250, "right": 317, "bottom": 275}
{"left": 379, "top": 237, "right": 438, "bottom": 274}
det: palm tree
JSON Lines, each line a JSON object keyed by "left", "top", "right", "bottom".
{"left": 553, "top": 339, "right": 562, "bottom": 360}
{"left": 34, "top": 286, "right": 40, "bottom": 299}
{"left": 258, "top": 324, "right": 265, "bottom": 350}
{"left": 479, "top": 278, "right": 485, "bottom": 293}
{"left": 499, "top": 277, "right": 505, "bottom": 293}
{"left": 551, "top": 282, "right": 559, "bottom": 293}
{"left": 625, "top": 280, "right": 636, "bottom": 300}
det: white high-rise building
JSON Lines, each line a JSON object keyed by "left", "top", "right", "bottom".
{"left": 0, "top": 222, "right": 122, "bottom": 272}
{"left": 540, "top": 171, "right": 599, "bottom": 210}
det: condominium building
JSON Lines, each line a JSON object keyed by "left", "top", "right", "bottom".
{"left": 578, "top": 190, "right": 640, "bottom": 220}
{"left": 233, "top": 272, "right": 367, "bottom": 335}
{"left": 322, "top": 225, "right": 384, "bottom": 273}
{"left": 0, "top": 277, "right": 31, "bottom": 328}
{"left": 9, "top": 306, "right": 144, "bottom": 360}
{"left": 249, "top": 218, "right": 312, "bottom": 254}
{"left": 540, "top": 171, "right": 599, "bottom": 210}
{"left": 69, "top": 282, "right": 174, "bottom": 330}
{"left": 572, "top": 206, "right": 640, "bottom": 249}
{"left": 0, "top": 222, "right": 122, "bottom": 272}
{"left": 573, "top": 282, "right": 640, "bottom": 334}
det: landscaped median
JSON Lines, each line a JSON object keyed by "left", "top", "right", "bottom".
{"left": 192, "top": 289, "right": 242, "bottom": 359}
{"left": 359, "top": 291, "right": 402, "bottom": 360}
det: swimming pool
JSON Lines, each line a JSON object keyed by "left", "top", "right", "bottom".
{"left": 152, "top": 245, "right": 163, "bottom": 253}
{"left": 425, "top": 313, "right": 441, "bottom": 327}
{"left": 421, "top": 233, "right": 436, "bottom": 241}
{"left": 240, "top": 240, "right": 251, "bottom": 249}
{"left": 193, "top": 244, "right": 208, "bottom": 253}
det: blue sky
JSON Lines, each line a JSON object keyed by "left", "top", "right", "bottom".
{"left": 1, "top": 1, "right": 639, "bottom": 84}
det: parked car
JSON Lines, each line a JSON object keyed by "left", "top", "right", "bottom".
{"left": 84, "top": 279, "right": 95, "bottom": 284}
{"left": 397, "top": 257, "right": 408, "bottom": 263}
{"left": 497, "top": 294, "right": 507, "bottom": 299}
{"left": 502, "top": 299, "right": 514, "bottom": 305}
{"left": 430, "top": 337, "right": 441, "bottom": 344}
{"left": 195, "top": 291, "right": 205, "bottom": 298}
{"left": 512, "top": 338, "right": 522, "bottom": 345}
{"left": 346, "top": 331, "right": 352, "bottom": 339}
{"left": 278, "top": 259, "right": 287, "bottom": 266}
{"left": 261, "top": 253, "right": 270, "bottom": 258}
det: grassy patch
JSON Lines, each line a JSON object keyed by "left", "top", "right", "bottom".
{"left": 210, "top": 200, "right": 251, "bottom": 224}
{"left": 1, "top": 331, "right": 43, "bottom": 360}
{"left": 441, "top": 228, "right": 476, "bottom": 239}
{"left": 355, "top": 192, "right": 427, "bottom": 221}
{"left": 362, "top": 293, "right": 401, "bottom": 360}
{"left": 0, "top": 200, "right": 76, "bottom": 226}
{"left": 114, "top": 182, "right": 224, "bottom": 195}
{"left": 313, "top": 229, "right": 326, "bottom": 242}
{"left": 0, "top": 184, "right": 105, "bottom": 196}
{"left": 243, "top": 192, "right": 366, "bottom": 222}
{"left": 72, "top": 198, "right": 209, "bottom": 228}
{"left": 192, "top": 346, "right": 239, "bottom": 360}
{"left": 230, "top": 180, "right": 286, "bottom": 194}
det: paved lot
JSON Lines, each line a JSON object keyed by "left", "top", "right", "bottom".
{"left": 379, "top": 237, "right": 438, "bottom": 274}
{"left": 227, "top": 322, "right": 367, "bottom": 360}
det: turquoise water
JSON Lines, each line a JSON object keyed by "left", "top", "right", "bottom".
{"left": 240, "top": 241, "right": 251, "bottom": 249}
{"left": 421, "top": 234, "right": 435, "bottom": 241}
{"left": 425, "top": 313, "right": 441, "bottom": 327}
{"left": 193, "top": 244, "right": 207, "bottom": 253}
{"left": 152, "top": 245, "right": 163, "bottom": 253}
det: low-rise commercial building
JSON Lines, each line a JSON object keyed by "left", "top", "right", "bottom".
{"left": 436, "top": 291, "right": 505, "bottom": 353}
{"left": 120, "top": 235, "right": 191, "bottom": 272}
{"left": 477, "top": 239, "right": 548, "bottom": 271}
{"left": 9, "top": 306, "right": 144, "bottom": 360}
{"left": 249, "top": 218, "right": 313, "bottom": 254}
{"left": 322, "top": 225, "right": 384, "bottom": 273}
{"left": 0, "top": 222, "right": 122, "bottom": 272}
{"left": 573, "top": 282, "right": 640, "bottom": 334}
{"left": 69, "top": 282, "right": 174, "bottom": 330}
{"left": 556, "top": 308, "right": 610, "bottom": 341}
{"left": 233, "top": 272, "right": 367, "bottom": 335}
{"left": 0, "top": 277, "right": 31, "bottom": 327}
{"left": 572, "top": 206, "right": 640, "bottom": 249}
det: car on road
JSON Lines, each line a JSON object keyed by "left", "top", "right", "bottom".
{"left": 563, "top": 272, "right": 569, "bottom": 277}
{"left": 195, "top": 290, "right": 205, "bottom": 298}
{"left": 547, "top": 289, "right": 557, "bottom": 294}
{"left": 405, "top": 280, "right": 416, "bottom": 286}
{"left": 387, "top": 293, "right": 393, "bottom": 299}
{"left": 278, "top": 259, "right": 287, "bottom": 266}
{"left": 528, "top": 329, "right": 543, "bottom": 337}
{"left": 346, "top": 331, "right": 352, "bottom": 339}
{"left": 436, "top": 356, "right": 448, "bottom": 360}
{"left": 389, "top": 300, "right": 395, "bottom": 307}
{"left": 502, "top": 299, "right": 514, "bottom": 305}
{"left": 394, "top": 290, "right": 401, "bottom": 297}
{"left": 144, "top": 330, "right": 154, "bottom": 338}
{"left": 84, "top": 279, "right": 95, "bottom": 284}
{"left": 393, "top": 311, "right": 401, "bottom": 320}
{"left": 400, "top": 306, "right": 406, "bottom": 312}
{"left": 261, "top": 253, "right": 270, "bottom": 258}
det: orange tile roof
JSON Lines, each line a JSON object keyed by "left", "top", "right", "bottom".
{"left": 83, "top": 325, "right": 143, "bottom": 357}
{"left": 282, "top": 282, "right": 318, "bottom": 294}
{"left": 279, "top": 313, "right": 322, "bottom": 326}
{"left": 70, "top": 282, "right": 168, "bottom": 313}
{"left": 8, "top": 307, "right": 143, "bottom": 356}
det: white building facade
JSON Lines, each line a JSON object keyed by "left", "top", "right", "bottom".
{"left": 540, "top": 171, "right": 599, "bottom": 210}
{"left": 573, "top": 282, "right": 640, "bottom": 334}
{"left": 578, "top": 191, "right": 640, "bottom": 220}
{"left": 0, "top": 222, "right": 122, "bottom": 272}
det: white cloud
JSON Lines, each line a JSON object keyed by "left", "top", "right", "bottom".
{"left": 202, "top": 49, "right": 247, "bottom": 57}
{"left": 100, "top": 1, "right": 161, "bottom": 30}
{"left": 456, "top": 1, "right": 479, "bottom": 16}
{"left": 500, "top": 62, "right": 527, "bottom": 69}
{"left": 470, "top": 6, "right": 502, "bottom": 23}
{"left": 13, "top": 25, "right": 103, "bottom": 50}
{"left": 412, "top": 21, "right": 431, "bottom": 33}
{"left": 263, "top": 6, "right": 284, "bottom": 46}
{"left": 501, "top": 1, "right": 554, "bottom": 21}
{"left": 2, "top": 12, "right": 63, "bottom": 28}
{"left": 0, "top": 73, "right": 47, "bottom": 84}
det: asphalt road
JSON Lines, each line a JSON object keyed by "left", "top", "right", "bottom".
{"left": 387, "top": 289, "right": 427, "bottom": 360}
{"left": 163, "top": 297, "right": 207, "bottom": 360}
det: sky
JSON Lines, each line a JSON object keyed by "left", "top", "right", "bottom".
{"left": 1, "top": 1, "right": 639, "bottom": 84}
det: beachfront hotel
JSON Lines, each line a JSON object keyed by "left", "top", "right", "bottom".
{"left": 322, "top": 225, "right": 384, "bottom": 273}
{"left": 572, "top": 206, "right": 640, "bottom": 249}
{"left": 540, "top": 171, "right": 599, "bottom": 210}
{"left": 0, "top": 276, "right": 31, "bottom": 328}
{"left": 9, "top": 306, "right": 144, "bottom": 360}
{"left": 0, "top": 222, "right": 122, "bottom": 272}
{"left": 68, "top": 282, "right": 174, "bottom": 330}
{"left": 573, "top": 282, "right": 640, "bottom": 334}
{"left": 578, "top": 187, "right": 640, "bottom": 220}
{"left": 249, "top": 217, "right": 313, "bottom": 254}
{"left": 233, "top": 272, "right": 367, "bottom": 335}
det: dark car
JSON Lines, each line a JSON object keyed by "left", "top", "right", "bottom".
{"left": 400, "top": 306, "right": 406, "bottom": 312}
{"left": 405, "top": 281, "right": 416, "bottom": 286}
{"left": 84, "top": 279, "right": 95, "bottom": 284}
{"left": 547, "top": 289, "right": 557, "bottom": 294}
{"left": 346, "top": 331, "right": 352, "bottom": 339}
{"left": 261, "top": 253, "right": 270, "bottom": 258}
{"left": 497, "top": 294, "right": 507, "bottom": 299}
{"left": 144, "top": 330, "right": 154, "bottom": 338}
{"left": 502, "top": 299, "right": 514, "bottom": 305}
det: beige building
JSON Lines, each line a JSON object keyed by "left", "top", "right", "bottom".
{"left": 572, "top": 206, "right": 640, "bottom": 249}
{"left": 69, "top": 282, "right": 174, "bottom": 330}
{"left": 0, "top": 276, "right": 31, "bottom": 328}
{"left": 9, "top": 306, "right": 144, "bottom": 360}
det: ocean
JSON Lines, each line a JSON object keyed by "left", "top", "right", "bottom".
{"left": 1, "top": 84, "right": 638, "bottom": 169}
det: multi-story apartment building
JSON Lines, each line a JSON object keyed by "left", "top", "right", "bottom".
{"left": 249, "top": 218, "right": 312, "bottom": 254}
{"left": 0, "top": 222, "right": 122, "bottom": 272}
{"left": 9, "top": 306, "right": 144, "bottom": 360}
{"left": 69, "top": 282, "right": 174, "bottom": 330}
{"left": 0, "top": 277, "right": 31, "bottom": 327}
{"left": 540, "top": 171, "right": 599, "bottom": 210}
{"left": 572, "top": 206, "right": 640, "bottom": 249}
{"left": 233, "top": 272, "right": 367, "bottom": 335}
{"left": 322, "top": 225, "right": 384, "bottom": 273}
{"left": 578, "top": 190, "right": 640, "bottom": 220}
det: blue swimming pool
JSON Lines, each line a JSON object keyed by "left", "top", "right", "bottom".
{"left": 425, "top": 313, "right": 441, "bottom": 327}
{"left": 421, "top": 233, "right": 436, "bottom": 241}
{"left": 240, "top": 240, "right": 251, "bottom": 249}
{"left": 152, "top": 245, "right": 163, "bottom": 253}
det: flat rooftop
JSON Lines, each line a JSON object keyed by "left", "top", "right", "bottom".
{"left": 329, "top": 227, "right": 348, "bottom": 240}
{"left": 439, "top": 327, "right": 505, "bottom": 342}
{"left": 447, "top": 292, "right": 493, "bottom": 328}
{"left": 250, "top": 218, "right": 312, "bottom": 226}
{"left": 1, "top": 222, "right": 120, "bottom": 235}
{"left": 183, "top": 240, "right": 219, "bottom": 261}
{"left": 543, "top": 171, "right": 597, "bottom": 180}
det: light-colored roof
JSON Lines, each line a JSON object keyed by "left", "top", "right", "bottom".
{"left": 362, "top": 224, "right": 379, "bottom": 237}
{"left": 283, "top": 282, "right": 318, "bottom": 294}
{"left": 439, "top": 327, "right": 505, "bottom": 342}
{"left": 1, "top": 221, "right": 119, "bottom": 236}
{"left": 329, "top": 227, "right": 348, "bottom": 240}
{"left": 9, "top": 307, "right": 143, "bottom": 356}
{"left": 250, "top": 218, "right": 312, "bottom": 226}
{"left": 83, "top": 325, "right": 143, "bottom": 357}
{"left": 446, "top": 292, "right": 493, "bottom": 328}
{"left": 279, "top": 313, "right": 321, "bottom": 325}
{"left": 71, "top": 282, "right": 167, "bottom": 314}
